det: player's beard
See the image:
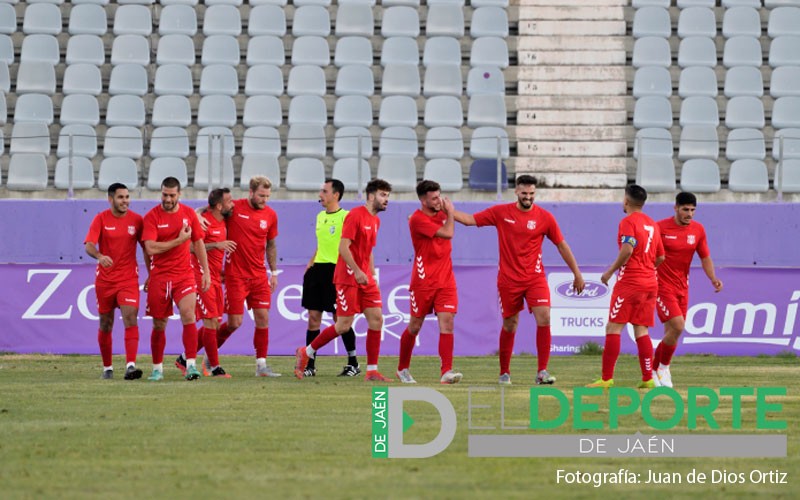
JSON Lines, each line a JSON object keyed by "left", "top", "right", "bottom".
{"left": 518, "top": 198, "right": 532, "bottom": 209}
{"left": 162, "top": 200, "right": 176, "bottom": 212}
{"left": 113, "top": 201, "right": 128, "bottom": 214}
{"left": 249, "top": 197, "right": 264, "bottom": 210}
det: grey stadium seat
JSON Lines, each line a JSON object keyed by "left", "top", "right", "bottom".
{"left": 197, "top": 95, "right": 237, "bottom": 127}
{"left": 243, "top": 96, "right": 282, "bottom": 127}
{"left": 423, "top": 159, "right": 463, "bottom": 191}
{"left": 424, "top": 127, "right": 463, "bottom": 159}
{"left": 634, "top": 66, "right": 672, "bottom": 98}
{"left": 248, "top": 36, "right": 285, "bottom": 66}
{"left": 470, "top": 127, "right": 510, "bottom": 159}
{"left": 199, "top": 64, "right": 239, "bottom": 96}
{"left": 332, "top": 159, "right": 371, "bottom": 191}
{"left": 285, "top": 158, "right": 325, "bottom": 191}
{"left": 194, "top": 157, "right": 235, "bottom": 190}
{"left": 10, "top": 122, "right": 50, "bottom": 155}
{"left": 677, "top": 7, "right": 716, "bottom": 38}
{"left": 336, "top": 36, "right": 373, "bottom": 67}
{"left": 382, "top": 7, "right": 420, "bottom": 38}
{"left": 471, "top": 7, "right": 509, "bottom": 38}
{"left": 0, "top": 35, "right": 10, "bottom": 65}
{"left": 7, "top": 154, "right": 49, "bottom": 190}
{"left": 724, "top": 66, "right": 764, "bottom": 97}
{"left": 768, "top": 7, "right": 800, "bottom": 37}
{"left": 286, "top": 125, "right": 326, "bottom": 158}
{"left": 0, "top": 61, "right": 8, "bottom": 93}
{"left": 152, "top": 95, "right": 192, "bottom": 127}
{"left": 467, "top": 66, "right": 505, "bottom": 96}
{"left": 154, "top": 64, "right": 193, "bottom": 96}
{"left": 678, "top": 37, "right": 717, "bottom": 68}
{"left": 426, "top": 5, "right": 465, "bottom": 37}
{"left": 149, "top": 127, "right": 190, "bottom": 158}
{"left": 147, "top": 158, "right": 188, "bottom": 190}
{"left": 292, "top": 6, "right": 331, "bottom": 37}
{"left": 23, "top": 4, "right": 62, "bottom": 35}
{"left": 381, "top": 64, "right": 421, "bottom": 96}
{"left": 242, "top": 126, "right": 281, "bottom": 157}
{"left": 632, "top": 7, "right": 670, "bottom": 38}
{"left": 0, "top": 5, "right": 16, "bottom": 35}
{"left": 336, "top": 4, "right": 374, "bottom": 37}
{"left": 60, "top": 94, "right": 100, "bottom": 126}
{"left": 108, "top": 64, "right": 148, "bottom": 96}
{"left": 633, "top": 127, "right": 674, "bottom": 159}
{"left": 377, "top": 156, "right": 417, "bottom": 192}
{"left": 729, "top": 159, "right": 769, "bottom": 192}
{"left": 772, "top": 97, "right": 800, "bottom": 129}
{"left": 54, "top": 157, "right": 95, "bottom": 189}
{"left": 722, "top": 7, "right": 761, "bottom": 38}
{"left": 726, "top": 128, "right": 765, "bottom": 160}
{"left": 632, "top": 37, "right": 671, "bottom": 68}
{"left": 291, "top": 36, "right": 330, "bottom": 66}
{"left": 245, "top": 65, "right": 284, "bottom": 96}
{"left": 335, "top": 65, "right": 375, "bottom": 96}
{"left": 203, "top": 5, "right": 242, "bottom": 36}
{"left": 679, "top": 96, "right": 719, "bottom": 127}
{"left": 334, "top": 95, "right": 373, "bottom": 127}
{"left": 239, "top": 156, "right": 281, "bottom": 190}
{"left": 104, "top": 126, "right": 143, "bottom": 159}
{"left": 196, "top": 127, "right": 235, "bottom": 157}
{"left": 0, "top": 93, "right": 5, "bottom": 125}
{"left": 159, "top": 5, "right": 197, "bottom": 36}
{"left": 287, "top": 65, "right": 327, "bottom": 96}
{"left": 66, "top": 35, "right": 105, "bottom": 65}
{"left": 381, "top": 37, "right": 419, "bottom": 66}
{"left": 379, "top": 96, "right": 418, "bottom": 127}
{"left": 677, "top": 0, "right": 715, "bottom": 5}
{"left": 383, "top": 0, "right": 421, "bottom": 5}
{"left": 633, "top": 96, "right": 672, "bottom": 128}
{"left": 157, "top": 35, "right": 195, "bottom": 65}
{"left": 765, "top": 0, "right": 800, "bottom": 7}
{"left": 769, "top": 36, "right": 800, "bottom": 67}
{"left": 20, "top": 34, "right": 59, "bottom": 64}
{"left": 467, "top": 94, "right": 507, "bottom": 127}
{"left": 248, "top": 5, "right": 287, "bottom": 36}
{"left": 770, "top": 66, "right": 800, "bottom": 98}
{"left": 424, "top": 64, "right": 463, "bottom": 97}
{"left": 725, "top": 96, "right": 765, "bottom": 129}
{"left": 724, "top": 36, "right": 762, "bottom": 68}
{"left": 380, "top": 127, "right": 418, "bottom": 157}
{"left": 776, "top": 159, "right": 800, "bottom": 193}
{"left": 424, "top": 96, "right": 463, "bottom": 127}
{"left": 678, "top": 67, "right": 717, "bottom": 98}
{"left": 424, "top": 37, "right": 461, "bottom": 67}
{"left": 114, "top": 5, "right": 152, "bottom": 36}
{"left": 636, "top": 156, "right": 676, "bottom": 193}
{"left": 111, "top": 35, "right": 150, "bottom": 66}
{"left": 16, "top": 61, "right": 56, "bottom": 95}
{"left": 678, "top": 125, "right": 719, "bottom": 160}
{"left": 722, "top": 0, "right": 761, "bottom": 6}
{"left": 470, "top": 37, "right": 509, "bottom": 68}
{"left": 288, "top": 95, "right": 327, "bottom": 126}
{"left": 14, "top": 94, "right": 53, "bottom": 124}
{"left": 105, "top": 95, "right": 146, "bottom": 127}
{"left": 62, "top": 64, "right": 102, "bottom": 95}
{"left": 680, "top": 159, "right": 720, "bottom": 192}
{"left": 202, "top": 35, "right": 240, "bottom": 66}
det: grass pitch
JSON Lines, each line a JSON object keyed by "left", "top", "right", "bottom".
{"left": 0, "top": 353, "right": 797, "bottom": 499}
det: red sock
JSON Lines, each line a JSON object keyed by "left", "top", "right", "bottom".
{"left": 366, "top": 328, "right": 381, "bottom": 366}
{"left": 601, "top": 334, "right": 621, "bottom": 381}
{"left": 151, "top": 329, "right": 166, "bottom": 365}
{"left": 439, "top": 333, "right": 454, "bottom": 375}
{"left": 536, "top": 325, "right": 551, "bottom": 372}
{"left": 253, "top": 327, "right": 269, "bottom": 359}
{"left": 203, "top": 327, "right": 220, "bottom": 367}
{"left": 98, "top": 329, "right": 112, "bottom": 367}
{"left": 653, "top": 342, "right": 663, "bottom": 370}
{"left": 124, "top": 326, "right": 139, "bottom": 364}
{"left": 310, "top": 324, "right": 340, "bottom": 351}
{"left": 499, "top": 328, "right": 515, "bottom": 375}
{"left": 216, "top": 322, "right": 232, "bottom": 349}
{"left": 660, "top": 342, "right": 677, "bottom": 366}
{"left": 182, "top": 323, "right": 198, "bottom": 359}
{"left": 196, "top": 328, "right": 205, "bottom": 353}
{"left": 397, "top": 328, "right": 416, "bottom": 371}
{"left": 636, "top": 335, "right": 654, "bottom": 381}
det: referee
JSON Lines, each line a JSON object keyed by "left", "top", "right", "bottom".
{"left": 301, "top": 178, "right": 360, "bottom": 376}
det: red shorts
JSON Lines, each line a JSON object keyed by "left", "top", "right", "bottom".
{"left": 226, "top": 275, "right": 271, "bottom": 315}
{"left": 146, "top": 276, "right": 197, "bottom": 319}
{"left": 498, "top": 281, "right": 550, "bottom": 319}
{"left": 409, "top": 286, "right": 458, "bottom": 318}
{"left": 336, "top": 282, "right": 382, "bottom": 316}
{"left": 95, "top": 279, "right": 140, "bottom": 315}
{"left": 608, "top": 286, "right": 657, "bottom": 327}
{"left": 656, "top": 289, "right": 688, "bottom": 323}
{"left": 197, "top": 281, "right": 224, "bottom": 320}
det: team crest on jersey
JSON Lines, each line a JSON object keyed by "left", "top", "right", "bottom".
{"left": 127, "top": 225, "right": 136, "bottom": 235}
{"left": 687, "top": 234, "right": 696, "bottom": 245}
{"left": 329, "top": 225, "right": 336, "bottom": 234}
{"left": 260, "top": 220, "right": 267, "bottom": 230}
{"left": 182, "top": 218, "right": 189, "bottom": 226}
{"left": 527, "top": 220, "right": 536, "bottom": 230}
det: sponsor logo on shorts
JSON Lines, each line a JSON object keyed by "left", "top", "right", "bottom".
{"left": 124, "top": 298, "right": 137, "bottom": 303}
{"left": 443, "top": 304, "right": 455, "bottom": 309}
{"left": 610, "top": 297, "right": 625, "bottom": 319}
{"left": 537, "top": 299, "right": 548, "bottom": 303}
{"left": 257, "top": 301, "right": 270, "bottom": 306}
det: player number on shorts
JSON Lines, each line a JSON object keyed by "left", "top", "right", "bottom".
{"left": 643, "top": 224, "right": 654, "bottom": 253}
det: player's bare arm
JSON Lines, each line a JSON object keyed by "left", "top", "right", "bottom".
{"left": 369, "top": 253, "right": 376, "bottom": 280}
{"left": 452, "top": 210, "right": 476, "bottom": 226}
{"left": 140, "top": 242, "right": 151, "bottom": 290}
{"left": 338, "top": 237, "right": 367, "bottom": 285}
{"left": 193, "top": 239, "right": 211, "bottom": 292}
{"left": 556, "top": 240, "right": 585, "bottom": 294}
{"left": 601, "top": 244, "right": 634, "bottom": 285}
{"left": 208, "top": 240, "right": 237, "bottom": 253}
{"left": 84, "top": 241, "right": 113, "bottom": 268}
{"left": 701, "top": 256, "right": 723, "bottom": 292}
{"left": 143, "top": 225, "right": 192, "bottom": 255}
{"left": 266, "top": 238, "right": 278, "bottom": 292}
{"left": 655, "top": 255, "right": 666, "bottom": 267}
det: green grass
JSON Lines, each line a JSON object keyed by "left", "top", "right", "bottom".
{"left": 0, "top": 354, "right": 798, "bottom": 499}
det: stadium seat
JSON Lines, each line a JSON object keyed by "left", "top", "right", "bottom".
{"left": 7, "top": 154, "right": 48, "bottom": 190}
{"left": 0, "top": 35, "right": 13, "bottom": 64}
{"left": 724, "top": 36, "right": 762, "bottom": 68}
{"left": 772, "top": 97, "right": 800, "bottom": 129}
{"left": 632, "top": 37, "right": 671, "bottom": 68}
{"left": 423, "top": 37, "right": 461, "bottom": 67}
{"left": 62, "top": 64, "right": 102, "bottom": 95}
{"left": 677, "top": 7, "right": 716, "bottom": 38}
{"left": 765, "top": 0, "right": 800, "bottom": 7}
{"left": 470, "top": 37, "right": 509, "bottom": 68}
{"left": 677, "top": 0, "right": 715, "bottom": 6}
{"left": 424, "top": 96, "right": 463, "bottom": 127}
{"left": 725, "top": 96, "right": 765, "bottom": 129}
{"left": 10, "top": 122, "right": 50, "bottom": 155}
{"left": 722, "top": 0, "right": 761, "bottom": 6}
{"left": 471, "top": 0, "right": 508, "bottom": 5}
{"left": 334, "top": 95, "right": 373, "bottom": 127}
{"left": 775, "top": 159, "right": 800, "bottom": 193}
{"left": 15, "top": 62, "right": 55, "bottom": 95}
{"left": 60, "top": 94, "right": 100, "bottom": 126}
{"left": 467, "top": 95, "right": 507, "bottom": 127}
{"left": 205, "top": 0, "right": 243, "bottom": 5}
{"left": 154, "top": 64, "right": 193, "bottom": 96}
{"left": 54, "top": 157, "right": 95, "bottom": 189}
{"left": 202, "top": 35, "right": 240, "bottom": 65}
{"left": 470, "top": 127, "right": 510, "bottom": 159}
{"left": 149, "top": 127, "right": 190, "bottom": 158}
{"left": 294, "top": 0, "right": 331, "bottom": 5}
{"left": 379, "top": 127, "right": 418, "bottom": 157}
{"left": 239, "top": 155, "right": 281, "bottom": 190}
{"left": 292, "top": 6, "right": 331, "bottom": 37}
{"left": 14, "top": 94, "right": 52, "bottom": 125}
{"left": 769, "top": 36, "right": 800, "bottom": 67}
{"left": 381, "top": 37, "right": 419, "bottom": 66}
{"left": 199, "top": 65, "right": 239, "bottom": 96}
{"left": 722, "top": 7, "right": 761, "bottom": 38}
{"left": 97, "top": 157, "right": 139, "bottom": 191}
{"left": 23, "top": 4, "right": 61, "bottom": 35}
{"left": 193, "top": 157, "right": 235, "bottom": 190}
{"left": 424, "top": 127, "right": 464, "bottom": 159}
{"left": 197, "top": 95, "right": 237, "bottom": 127}
{"left": 724, "top": 66, "right": 764, "bottom": 97}
{"left": 729, "top": 159, "right": 769, "bottom": 192}
{"left": 382, "top": 7, "right": 420, "bottom": 38}
{"left": 770, "top": 66, "right": 800, "bottom": 98}
{"left": 286, "top": 125, "right": 326, "bottom": 158}
{"left": 104, "top": 126, "right": 143, "bottom": 159}
{"left": 335, "top": 36, "right": 373, "bottom": 67}
{"left": 768, "top": 7, "right": 800, "bottom": 37}
{"left": 245, "top": 65, "right": 284, "bottom": 96}
{"left": 287, "top": 65, "right": 327, "bottom": 96}
{"left": 426, "top": 5, "right": 465, "bottom": 37}
{"left": 335, "top": 65, "right": 375, "bottom": 96}
{"left": 379, "top": 96, "right": 418, "bottom": 127}
{"left": 196, "top": 127, "right": 235, "bottom": 157}
{"left": 242, "top": 126, "right": 281, "bottom": 157}
{"left": 377, "top": 156, "right": 417, "bottom": 192}
{"left": 726, "top": 128, "right": 766, "bottom": 160}
{"left": 333, "top": 127, "right": 372, "bottom": 159}
{"left": 0, "top": 61, "right": 8, "bottom": 93}
{"left": 633, "top": 127, "right": 673, "bottom": 159}
{"left": 680, "top": 159, "right": 720, "bottom": 192}
{"left": 288, "top": 95, "right": 327, "bottom": 126}
{"left": 111, "top": 35, "right": 150, "bottom": 66}
{"left": 285, "top": 158, "right": 325, "bottom": 191}
{"left": 0, "top": 93, "right": 5, "bottom": 124}
{"left": 678, "top": 37, "right": 717, "bottom": 67}
{"left": 0, "top": 5, "right": 16, "bottom": 35}
{"left": 291, "top": 36, "right": 330, "bottom": 66}
{"left": 423, "top": 159, "right": 463, "bottom": 191}
{"left": 636, "top": 156, "right": 676, "bottom": 193}
{"left": 424, "top": 64, "right": 463, "bottom": 97}
{"left": 117, "top": 0, "right": 155, "bottom": 4}
{"left": 248, "top": 5, "right": 287, "bottom": 36}
{"left": 108, "top": 64, "right": 148, "bottom": 96}
{"left": 680, "top": 96, "right": 719, "bottom": 126}
{"left": 332, "top": 158, "right": 371, "bottom": 191}
{"left": 381, "top": 64, "right": 421, "bottom": 96}
{"left": 66, "top": 35, "right": 105, "bottom": 65}
{"left": 159, "top": 5, "right": 197, "bottom": 36}
{"left": 336, "top": 4, "right": 374, "bottom": 37}
{"left": 243, "top": 95, "right": 282, "bottom": 127}
{"left": 678, "top": 67, "right": 717, "bottom": 98}
{"left": 20, "top": 34, "right": 59, "bottom": 64}
{"left": 247, "top": 36, "right": 285, "bottom": 66}
{"left": 632, "top": 7, "right": 670, "bottom": 38}
{"left": 383, "top": 0, "right": 421, "bottom": 5}
{"left": 147, "top": 157, "right": 188, "bottom": 190}
{"left": 152, "top": 95, "right": 192, "bottom": 127}
{"left": 469, "top": 159, "right": 508, "bottom": 190}
{"left": 105, "top": 95, "right": 146, "bottom": 127}
{"left": 203, "top": 5, "right": 242, "bottom": 36}
{"left": 470, "top": 7, "right": 509, "bottom": 38}
{"left": 678, "top": 125, "right": 719, "bottom": 160}
{"left": 71, "top": 0, "right": 112, "bottom": 4}
{"left": 634, "top": 66, "right": 672, "bottom": 98}
{"left": 156, "top": 34, "right": 195, "bottom": 65}
{"left": 114, "top": 5, "right": 152, "bottom": 36}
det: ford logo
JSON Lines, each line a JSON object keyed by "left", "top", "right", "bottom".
{"left": 555, "top": 280, "right": 609, "bottom": 300}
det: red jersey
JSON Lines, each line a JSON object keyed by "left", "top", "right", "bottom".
{"left": 615, "top": 211, "right": 664, "bottom": 291}
{"left": 194, "top": 212, "right": 226, "bottom": 284}
{"left": 141, "top": 203, "right": 204, "bottom": 281}
{"left": 657, "top": 217, "right": 710, "bottom": 292}
{"left": 473, "top": 203, "right": 564, "bottom": 286}
{"left": 84, "top": 209, "right": 143, "bottom": 284}
{"left": 334, "top": 206, "right": 379, "bottom": 287}
{"left": 225, "top": 198, "right": 278, "bottom": 279}
{"left": 409, "top": 209, "right": 455, "bottom": 290}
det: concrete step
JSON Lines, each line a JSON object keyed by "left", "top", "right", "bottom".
{"left": 516, "top": 126, "right": 630, "bottom": 140}
{"left": 517, "top": 110, "right": 627, "bottom": 126}
{"left": 518, "top": 50, "right": 626, "bottom": 66}
{"left": 518, "top": 66, "right": 628, "bottom": 81}
{"left": 518, "top": 6, "right": 624, "bottom": 21}
{"left": 519, "top": 0, "right": 628, "bottom": 6}
{"left": 519, "top": 80, "right": 627, "bottom": 95}
{"left": 517, "top": 141, "right": 627, "bottom": 157}
{"left": 519, "top": 20, "right": 626, "bottom": 36}
{"left": 530, "top": 172, "right": 628, "bottom": 188}
{"left": 518, "top": 36, "right": 627, "bottom": 51}
{"left": 516, "top": 96, "right": 628, "bottom": 110}
{"left": 515, "top": 157, "right": 627, "bottom": 174}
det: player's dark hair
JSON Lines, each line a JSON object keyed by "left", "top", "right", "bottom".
{"left": 161, "top": 176, "right": 182, "bottom": 191}
{"left": 326, "top": 178, "right": 345, "bottom": 202}
{"left": 516, "top": 174, "right": 537, "bottom": 187}
{"left": 107, "top": 183, "right": 128, "bottom": 197}
{"left": 366, "top": 178, "right": 392, "bottom": 196}
{"left": 208, "top": 188, "right": 230, "bottom": 208}
{"left": 416, "top": 179, "right": 441, "bottom": 197}
{"left": 675, "top": 192, "right": 697, "bottom": 207}
{"left": 625, "top": 184, "right": 648, "bottom": 206}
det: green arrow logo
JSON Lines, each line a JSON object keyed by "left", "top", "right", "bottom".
{"left": 403, "top": 410, "right": 415, "bottom": 433}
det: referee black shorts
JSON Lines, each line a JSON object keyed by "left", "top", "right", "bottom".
{"left": 301, "top": 263, "right": 337, "bottom": 313}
